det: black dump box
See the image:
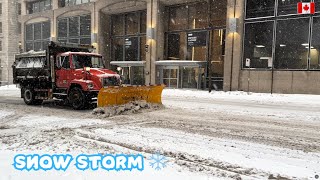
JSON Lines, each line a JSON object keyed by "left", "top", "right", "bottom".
{"left": 12, "top": 41, "right": 94, "bottom": 86}
{"left": 13, "top": 51, "right": 50, "bottom": 85}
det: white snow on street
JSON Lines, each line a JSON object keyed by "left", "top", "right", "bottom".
{"left": 0, "top": 85, "right": 20, "bottom": 97}
{"left": 8, "top": 115, "right": 109, "bottom": 130}
{"left": 0, "top": 110, "right": 14, "bottom": 119}
{"left": 0, "top": 86, "right": 320, "bottom": 179}
{"left": 77, "top": 126, "right": 320, "bottom": 179}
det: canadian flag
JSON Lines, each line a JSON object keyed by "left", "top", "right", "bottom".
{"left": 297, "top": 2, "right": 315, "bottom": 14}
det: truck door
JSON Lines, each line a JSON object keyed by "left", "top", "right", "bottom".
{"left": 56, "top": 56, "right": 71, "bottom": 88}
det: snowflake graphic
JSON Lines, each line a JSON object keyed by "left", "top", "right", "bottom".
{"left": 149, "top": 152, "right": 168, "bottom": 171}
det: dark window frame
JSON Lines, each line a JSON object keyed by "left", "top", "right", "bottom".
{"left": 243, "top": 0, "right": 320, "bottom": 71}
{"left": 110, "top": 10, "right": 147, "bottom": 62}
{"left": 242, "top": 20, "right": 275, "bottom": 69}
{"left": 57, "top": 14, "right": 91, "bottom": 45}
{"left": 58, "top": 0, "right": 91, "bottom": 8}
{"left": 27, "top": 0, "right": 52, "bottom": 14}
{"left": 25, "top": 21, "right": 51, "bottom": 51}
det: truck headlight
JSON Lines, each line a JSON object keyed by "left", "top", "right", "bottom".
{"left": 87, "top": 83, "right": 94, "bottom": 89}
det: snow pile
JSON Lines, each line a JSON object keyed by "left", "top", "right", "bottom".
{"left": 0, "top": 85, "right": 20, "bottom": 97}
{"left": 93, "top": 101, "right": 164, "bottom": 117}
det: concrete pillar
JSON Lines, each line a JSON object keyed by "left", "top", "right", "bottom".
{"left": 52, "top": 0, "right": 59, "bottom": 10}
{"left": 223, "top": 0, "right": 245, "bottom": 91}
{"left": 146, "top": 0, "right": 163, "bottom": 85}
{"left": 98, "top": 13, "right": 111, "bottom": 68}
{"left": 21, "top": 1, "right": 27, "bottom": 16}
{"left": 51, "top": 1, "right": 59, "bottom": 41}
{"left": 92, "top": 3, "right": 98, "bottom": 53}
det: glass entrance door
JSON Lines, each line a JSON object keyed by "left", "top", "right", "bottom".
{"left": 163, "top": 68, "right": 179, "bottom": 88}
{"left": 164, "top": 29, "right": 225, "bottom": 89}
{"left": 181, "top": 67, "right": 205, "bottom": 89}
{"left": 208, "top": 29, "right": 226, "bottom": 90}
{"left": 119, "top": 66, "right": 145, "bottom": 85}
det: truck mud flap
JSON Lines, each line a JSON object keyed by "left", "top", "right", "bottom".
{"left": 97, "top": 85, "right": 165, "bottom": 107}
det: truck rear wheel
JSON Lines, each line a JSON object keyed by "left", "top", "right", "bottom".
{"left": 23, "top": 88, "right": 43, "bottom": 105}
{"left": 68, "top": 87, "right": 86, "bottom": 110}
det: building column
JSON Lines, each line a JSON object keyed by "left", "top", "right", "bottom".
{"left": 92, "top": 3, "right": 99, "bottom": 53}
{"left": 145, "top": 0, "right": 162, "bottom": 85}
{"left": 52, "top": 0, "right": 59, "bottom": 10}
{"left": 50, "top": 0, "right": 59, "bottom": 41}
{"left": 223, "top": 0, "right": 245, "bottom": 91}
{"left": 21, "top": 1, "right": 27, "bottom": 15}
{"left": 98, "top": 12, "right": 111, "bottom": 68}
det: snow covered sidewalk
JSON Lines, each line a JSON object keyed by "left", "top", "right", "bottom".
{"left": 163, "top": 89, "right": 320, "bottom": 107}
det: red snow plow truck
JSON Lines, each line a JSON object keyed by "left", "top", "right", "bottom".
{"left": 12, "top": 42, "right": 164, "bottom": 109}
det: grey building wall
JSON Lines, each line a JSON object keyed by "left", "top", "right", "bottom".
{"left": 0, "top": 0, "right": 21, "bottom": 85}
{"left": 224, "top": 0, "right": 320, "bottom": 95}
{"left": 20, "top": 0, "right": 202, "bottom": 86}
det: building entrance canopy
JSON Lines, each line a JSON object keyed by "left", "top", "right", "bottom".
{"left": 155, "top": 60, "right": 207, "bottom": 68}
{"left": 110, "top": 61, "right": 146, "bottom": 67}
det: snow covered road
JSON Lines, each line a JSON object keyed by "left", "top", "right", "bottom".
{"left": 0, "top": 86, "right": 320, "bottom": 179}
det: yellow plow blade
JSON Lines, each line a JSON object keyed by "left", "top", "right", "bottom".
{"left": 97, "top": 85, "right": 165, "bottom": 107}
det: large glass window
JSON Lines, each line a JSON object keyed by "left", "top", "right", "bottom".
{"left": 315, "top": 0, "right": 320, "bottom": 12}
{"left": 246, "top": 0, "right": 275, "bottom": 18}
{"left": 311, "top": 16, "right": 320, "bottom": 70}
{"left": 58, "top": 0, "right": 90, "bottom": 7}
{"left": 167, "top": 33, "right": 184, "bottom": 60}
{"left": 277, "top": 0, "right": 310, "bottom": 15}
{"left": 275, "top": 18, "right": 309, "bottom": 69}
{"left": 164, "top": 2, "right": 227, "bottom": 89}
{"left": 113, "top": 38, "right": 124, "bottom": 62}
{"left": 25, "top": 21, "right": 50, "bottom": 51}
{"left": 111, "top": 11, "right": 146, "bottom": 61}
{"left": 112, "top": 15, "right": 124, "bottom": 36}
{"left": 169, "top": 1, "right": 226, "bottom": 30}
{"left": 244, "top": 0, "right": 320, "bottom": 70}
{"left": 27, "top": 0, "right": 51, "bottom": 14}
{"left": 211, "top": 29, "right": 226, "bottom": 79}
{"left": 166, "top": 1, "right": 226, "bottom": 62}
{"left": 169, "top": 6, "right": 188, "bottom": 31}
{"left": 243, "top": 21, "right": 274, "bottom": 68}
{"left": 126, "top": 13, "right": 139, "bottom": 35}
{"left": 57, "top": 14, "right": 91, "bottom": 44}
{"left": 211, "top": 0, "right": 227, "bottom": 27}
{"left": 189, "top": 3, "right": 208, "bottom": 29}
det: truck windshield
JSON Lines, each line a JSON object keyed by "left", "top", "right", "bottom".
{"left": 72, "top": 55, "right": 105, "bottom": 69}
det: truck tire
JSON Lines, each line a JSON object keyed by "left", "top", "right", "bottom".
{"left": 68, "top": 87, "right": 86, "bottom": 110}
{"left": 23, "top": 88, "right": 43, "bottom": 105}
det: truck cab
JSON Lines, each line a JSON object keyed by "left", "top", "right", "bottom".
{"left": 54, "top": 52, "right": 121, "bottom": 109}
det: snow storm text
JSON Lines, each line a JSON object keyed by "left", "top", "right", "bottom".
{"left": 13, "top": 154, "right": 144, "bottom": 172}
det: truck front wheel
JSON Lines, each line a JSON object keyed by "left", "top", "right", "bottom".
{"left": 68, "top": 87, "right": 86, "bottom": 110}
{"left": 23, "top": 88, "right": 43, "bottom": 105}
